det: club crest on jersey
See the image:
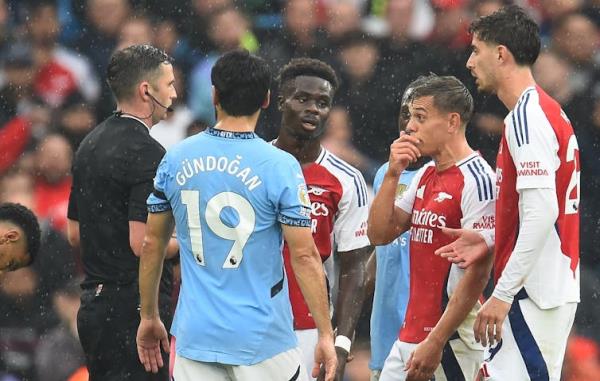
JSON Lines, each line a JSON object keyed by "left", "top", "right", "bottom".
{"left": 308, "top": 186, "right": 328, "bottom": 196}
{"left": 434, "top": 192, "right": 453, "bottom": 202}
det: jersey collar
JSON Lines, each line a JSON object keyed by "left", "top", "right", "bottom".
{"left": 206, "top": 127, "right": 258, "bottom": 139}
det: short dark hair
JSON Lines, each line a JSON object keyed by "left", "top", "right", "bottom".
{"left": 0, "top": 203, "right": 41, "bottom": 265}
{"left": 211, "top": 49, "right": 271, "bottom": 116}
{"left": 278, "top": 58, "right": 339, "bottom": 96}
{"left": 409, "top": 74, "right": 474, "bottom": 126}
{"left": 107, "top": 44, "right": 173, "bottom": 101}
{"left": 469, "top": 5, "right": 540, "bottom": 66}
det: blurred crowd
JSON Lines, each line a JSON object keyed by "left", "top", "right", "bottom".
{"left": 1, "top": 0, "right": 600, "bottom": 380}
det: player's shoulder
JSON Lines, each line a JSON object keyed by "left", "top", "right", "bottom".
{"left": 319, "top": 149, "right": 365, "bottom": 182}
{"left": 317, "top": 149, "right": 368, "bottom": 205}
{"left": 456, "top": 153, "right": 495, "bottom": 202}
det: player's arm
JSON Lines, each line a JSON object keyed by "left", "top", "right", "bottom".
{"left": 137, "top": 210, "right": 173, "bottom": 373}
{"left": 368, "top": 134, "right": 421, "bottom": 245}
{"left": 332, "top": 246, "right": 373, "bottom": 356}
{"left": 492, "top": 188, "right": 557, "bottom": 303}
{"left": 283, "top": 224, "right": 337, "bottom": 380}
{"left": 368, "top": 173, "right": 412, "bottom": 244}
{"left": 67, "top": 219, "right": 80, "bottom": 248}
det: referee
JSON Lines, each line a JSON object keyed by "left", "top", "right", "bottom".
{"left": 67, "top": 45, "right": 177, "bottom": 380}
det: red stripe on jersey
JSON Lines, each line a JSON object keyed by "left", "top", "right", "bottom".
{"left": 399, "top": 166, "right": 465, "bottom": 343}
{"left": 283, "top": 162, "right": 343, "bottom": 330}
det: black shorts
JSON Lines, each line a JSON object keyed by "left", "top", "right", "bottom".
{"left": 77, "top": 283, "right": 172, "bottom": 381}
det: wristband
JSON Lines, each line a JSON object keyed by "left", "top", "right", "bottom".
{"left": 334, "top": 335, "right": 352, "bottom": 353}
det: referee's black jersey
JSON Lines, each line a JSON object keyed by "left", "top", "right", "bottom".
{"left": 68, "top": 114, "right": 172, "bottom": 293}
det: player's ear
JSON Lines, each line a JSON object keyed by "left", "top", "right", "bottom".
{"left": 261, "top": 89, "right": 270, "bottom": 109}
{"left": 4, "top": 229, "right": 20, "bottom": 243}
{"left": 497, "top": 45, "right": 509, "bottom": 64}
{"left": 211, "top": 86, "right": 219, "bottom": 107}
{"left": 448, "top": 113, "right": 461, "bottom": 133}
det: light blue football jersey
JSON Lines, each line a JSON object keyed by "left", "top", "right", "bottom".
{"left": 147, "top": 128, "right": 312, "bottom": 365}
{"left": 369, "top": 163, "right": 419, "bottom": 371}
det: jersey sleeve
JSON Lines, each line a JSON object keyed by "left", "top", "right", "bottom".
{"left": 127, "top": 141, "right": 165, "bottom": 222}
{"left": 67, "top": 166, "right": 79, "bottom": 221}
{"left": 147, "top": 155, "right": 172, "bottom": 213}
{"left": 272, "top": 157, "right": 312, "bottom": 227}
{"left": 394, "top": 165, "right": 427, "bottom": 214}
{"left": 460, "top": 159, "right": 496, "bottom": 232}
{"left": 505, "top": 101, "right": 560, "bottom": 191}
{"left": 333, "top": 169, "right": 370, "bottom": 252}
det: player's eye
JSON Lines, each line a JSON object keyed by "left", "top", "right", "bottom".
{"left": 318, "top": 101, "right": 329, "bottom": 108}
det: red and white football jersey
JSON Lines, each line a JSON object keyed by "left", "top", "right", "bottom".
{"left": 282, "top": 148, "right": 370, "bottom": 330}
{"left": 395, "top": 152, "right": 495, "bottom": 345}
{"left": 495, "top": 86, "right": 580, "bottom": 309}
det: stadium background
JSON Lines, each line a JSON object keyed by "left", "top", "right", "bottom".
{"left": 1, "top": 0, "right": 599, "bottom": 379}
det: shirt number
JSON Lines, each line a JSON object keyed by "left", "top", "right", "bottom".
{"left": 181, "top": 190, "right": 256, "bottom": 268}
{"left": 565, "top": 134, "right": 580, "bottom": 215}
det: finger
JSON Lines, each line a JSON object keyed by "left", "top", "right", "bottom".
{"left": 148, "top": 347, "right": 159, "bottom": 373}
{"left": 312, "top": 362, "right": 321, "bottom": 379}
{"left": 392, "top": 141, "right": 421, "bottom": 158}
{"left": 439, "top": 227, "right": 462, "bottom": 238}
{"left": 473, "top": 314, "right": 482, "bottom": 343}
{"left": 155, "top": 345, "right": 164, "bottom": 369}
{"left": 312, "top": 364, "right": 325, "bottom": 381}
{"left": 138, "top": 347, "right": 150, "bottom": 372}
{"left": 487, "top": 320, "right": 495, "bottom": 347}
{"left": 435, "top": 244, "right": 455, "bottom": 257}
{"left": 326, "top": 359, "right": 337, "bottom": 381}
{"left": 161, "top": 335, "right": 170, "bottom": 353}
{"left": 495, "top": 319, "right": 503, "bottom": 343}
{"left": 398, "top": 134, "right": 422, "bottom": 146}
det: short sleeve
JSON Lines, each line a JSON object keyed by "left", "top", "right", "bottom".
{"left": 333, "top": 169, "right": 370, "bottom": 252}
{"left": 460, "top": 158, "right": 496, "bottom": 232}
{"left": 147, "top": 156, "right": 172, "bottom": 214}
{"left": 273, "top": 157, "right": 311, "bottom": 227}
{"left": 127, "top": 141, "right": 165, "bottom": 222}
{"left": 506, "top": 99, "right": 559, "bottom": 191}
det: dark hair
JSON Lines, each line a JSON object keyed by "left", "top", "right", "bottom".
{"left": 402, "top": 76, "right": 432, "bottom": 106}
{"left": 107, "top": 44, "right": 173, "bottom": 101}
{"left": 0, "top": 203, "right": 41, "bottom": 265}
{"left": 278, "top": 58, "right": 339, "bottom": 95}
{"left": 469, "top": 5, "right": 540, "bottom": 66}
{"left": 409, "top": 74, "right": 474, "bottom": 125}
{"left": 211, "top": 49, "right": 271, "bottom": 116}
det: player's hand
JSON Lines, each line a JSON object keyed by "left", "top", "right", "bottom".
{"left": 387, "top": 132, "right": 422, "bottom": 177}
{"left": 435, "top": 227, "right": 489, "bottom": 269}
{"left": 314, "top": 335, "right": 337, "bottom": 381}
{"left": 404, "top": 337, "right": 443, "bottom": 381}
{"left": 331, "top": 346, "right": 350, "bottom": 381}
{"left": 136, "top": 316, "right": 170, "bottom": 373}
{"left": 474, "top": 296, "right": 512, "bottom": 347}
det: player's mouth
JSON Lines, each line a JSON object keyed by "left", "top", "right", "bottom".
{"left": 300, "top": 117, "right": 319, "bottom": 130}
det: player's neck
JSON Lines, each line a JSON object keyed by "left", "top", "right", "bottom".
{"left": 214, "top": 114, "right": 259, "bottom": 133}
{"left": 274, "top": 131, "right": 321, "bottom": 164}
{"left": 496, "top": 67, "right": 536, "bottom": 110}
{"left": 116, "top": 101, "right": 153, "bottom": 129}
{"left": 433, "top": 138, "right": 474, "bottom": 172}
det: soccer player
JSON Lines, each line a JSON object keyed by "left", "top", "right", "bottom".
{"left": 368, "top": 74, "right": 495, "bottom": 381}
{"left": 369, "top": 78, "right": 429, "bottom": 381}
{"left": 0, "top": 203, "right": 40, "bottom": 274}
{"left": 272, "top": 58, "right": 372, "bottom": 380}
{"left": 136, "top": 49, "right": 337, "bottom": 381}
{"left": 437, "top": 6, "right": 580, "bottom": 380}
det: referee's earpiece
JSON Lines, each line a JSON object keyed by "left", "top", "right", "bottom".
{"left": 145, "top": 90, "right": 174, "bottom": 113}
